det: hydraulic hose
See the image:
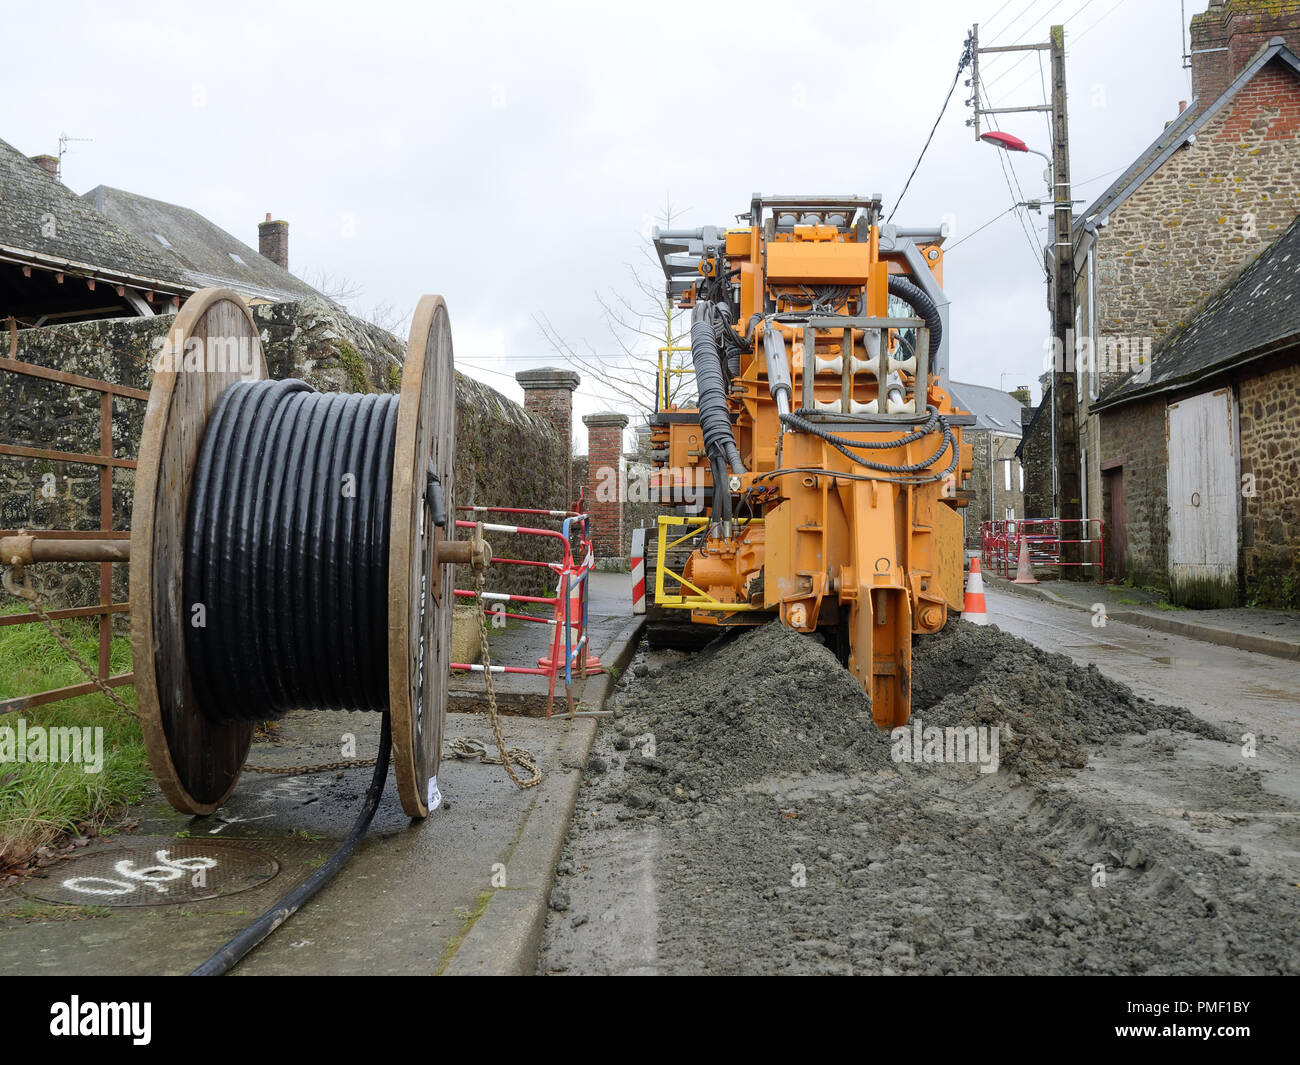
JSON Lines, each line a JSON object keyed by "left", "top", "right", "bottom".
{"left": 690, "top": 301, "right": 746, "bottom": 477}
{"left": 888, "top": 275, "right": 942, "bottom": 358}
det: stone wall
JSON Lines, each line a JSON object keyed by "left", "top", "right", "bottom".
{"left": 1098, "top": 395, "right": 1171, "bottom": 590}
{"left": 0, "top": 301, "right": 567, "bottom": 609}
{"left": 1091, "top": 61, "right": 1300, "bottom": 350}
{"left": 1238, "top": 355, "right": 1300, "bottom": 606}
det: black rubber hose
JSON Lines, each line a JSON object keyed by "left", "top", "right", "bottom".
{"left": 189, "top": 712, "right": 392, "bottom": 977}
{"left": 184, "top": 380, "right": 400, "bottom": 723}
{"left": 888, "top": 275, "right": 942, "bottom": 357}
{"left": 690, "top": 303, "right": 746, "bottom": 476}
{"left": 709, "top": 451, "right": 731, "bottom": 525}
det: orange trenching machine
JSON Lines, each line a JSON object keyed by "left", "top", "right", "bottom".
{"left": 638, "top": 194, "right": 974, "bottom": 729}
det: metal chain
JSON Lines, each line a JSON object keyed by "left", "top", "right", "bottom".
{"left": 243, "top": 758, "right": 375, "bottom": 775}
{"left": 4, "top": 571, "right": 139, "bottom": 721}
{"left": 472, "top": 566, "right": 542, "bottom": 789}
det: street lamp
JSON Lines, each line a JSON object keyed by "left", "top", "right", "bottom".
{"left": 980, "top": 130, "right": 1058, "bottom": 524}
{"left": 980, "top": 131, "right": 1052, "bottom": 191}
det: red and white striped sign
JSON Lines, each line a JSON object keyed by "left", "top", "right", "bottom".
{"left": 630, "top": 527, "right": 647, "bottom": 615}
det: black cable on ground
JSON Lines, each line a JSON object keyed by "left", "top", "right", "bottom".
{"left": 189, "top": 712, "right": 393, "bottom": 977}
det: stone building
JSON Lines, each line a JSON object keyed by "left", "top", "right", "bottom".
{"left": 946, "top": 380, "right": 1030, "bottom": 545}
{"left": 1069, "top": 16, "right": 1300, "bottom": 576}
{"left": 1092, "top": 213, "right": 1300, "bottom": 608}
{"left": 1014, "top": 4, "right": 1300, "bottom": 590}
{"left": 1, "top": 134, "right": 319, "bottom": 325}
{"left": 1015, "top": 380, "right": 1055, "bottom": 524}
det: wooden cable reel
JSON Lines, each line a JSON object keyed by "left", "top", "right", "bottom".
{"left": 128, "top": 288, "right": 472, "bottom": 819}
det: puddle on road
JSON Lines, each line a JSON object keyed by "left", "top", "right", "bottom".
{"left": 1152, "top": 656, "right": 1203, "bottom": 667}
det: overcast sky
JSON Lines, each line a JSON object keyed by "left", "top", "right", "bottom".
{"left": 8, "top": 0, "right": 1195, "bottom": 447}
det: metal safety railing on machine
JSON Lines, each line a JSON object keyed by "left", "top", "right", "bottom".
{"left": 980, "top": 518, "right": 1105, "bottom": 579}
{"left": 656, "top": 344, "right": 694, "bottom": 411}
{"left": 450, "top": 505, "right": 602, "bottom": 715}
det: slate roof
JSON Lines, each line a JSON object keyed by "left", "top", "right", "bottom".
{"left": 83, "top": 185, "right": 321, "bottom": 304}
{"left": 0, "top": 136, "right": 190, "bottom": 291}
{"left": 1093, "top": 213, "right": 1300, "bottom": 410}
{"left": 947, "top": 380, "right": 1030, "bottom": 434}
{"left": 1075, "top": 38, "right": 1300, "bottom": 231}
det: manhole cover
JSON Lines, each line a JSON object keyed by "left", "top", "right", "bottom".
{"left": 21, "top": 838, "right": 280, "bottom": 907}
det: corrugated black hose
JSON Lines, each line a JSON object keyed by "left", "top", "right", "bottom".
{"left": 888, "top": 275, "right": 942, "bottom": 357}
{"left": 690, "top": 301, "right": 746, "bottom": 478}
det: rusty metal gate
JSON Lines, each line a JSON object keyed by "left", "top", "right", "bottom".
{"left": 0, "top": 337, "right": 140, "bottom": 714}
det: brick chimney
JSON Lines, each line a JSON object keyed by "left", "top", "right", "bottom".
{"left": 258, "top": 213, "right": 289, "bottom": 269}
{"left": 1190, "top": 0, "right": 1300, "bottom": 111}
{"left": 30, "top": 154, "right": 59, "bottom": 179}
{"left": 1009, "top": 386, "right": 1032, "bottom": 407}
{"left": 516, "top": 367, "right": 581, "bottom": 502}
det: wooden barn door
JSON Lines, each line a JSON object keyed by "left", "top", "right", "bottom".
{"left": 1166, "top": 388, "right": 1238, "bottom": 607}
{"left": 1104, "top": 467, "right": 1126, "bottom": 579}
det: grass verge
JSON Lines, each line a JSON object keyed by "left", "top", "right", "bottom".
{"left": 0, "top": 609, "right": 148, "bottom": 873}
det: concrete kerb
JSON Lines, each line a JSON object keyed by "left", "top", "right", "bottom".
{"left": 441, "top": 614, "right": 645, "bottom": 975}
{"left": 986, "top": 576, "right": 1300, "bottom": 661}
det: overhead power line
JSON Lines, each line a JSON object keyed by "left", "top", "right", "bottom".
{"left": 986, "top": 0, "right": 1046, "bottom": 47}
{"left": 1073, "top": 0, "right": 1128, "bottom": 44}
{"left": 887, "top": 33, "right": 975, "bottom": 223}
{"left": 945, "top": 203, "right": 1020, "bottom": 251}
{"left": 980, "top": 0, "right": 1018, "bottom": 37}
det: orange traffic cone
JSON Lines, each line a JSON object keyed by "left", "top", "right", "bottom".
{"left": 964, "top": 556, "right": 988, "bottom": 625}
{"left": 1012, "top": 537, "right": 1039, "bottom": 584}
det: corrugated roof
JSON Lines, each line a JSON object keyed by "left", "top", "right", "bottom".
{"left": 947, "top": 379, "right": 1030, "bottom": 433}
{"left": 1094, "top": 212, "right": 1300, "bottom": 410}
{"left": 0, "top": 136, "right": 190, "bottom": 290}
{"left": 83, "top": 185, "right": 322, "bottom": 304}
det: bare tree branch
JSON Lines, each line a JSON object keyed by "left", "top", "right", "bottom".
{"left": 538, "top": 200, "right": 696, "bottom": 421}
{"left": 303, "top": 269, "right": 364, "bottom": 303}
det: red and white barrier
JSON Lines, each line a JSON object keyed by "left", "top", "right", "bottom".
{"left": 630, "top": 527, "right": 647, "bottom": 615}
{"left": 450, "top": 504, "right": 601, "bottom": 716}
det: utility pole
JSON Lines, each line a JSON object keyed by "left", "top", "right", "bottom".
{"left": 1049, "top": 24, "right": 1082, "bottom": 572}
{"left": 968, "top": 22, "right": 1081, "bottom": 573}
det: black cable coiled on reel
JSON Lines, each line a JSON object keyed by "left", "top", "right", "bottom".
{"left": 183, "top": 379, "right": 399, "bottom": 723}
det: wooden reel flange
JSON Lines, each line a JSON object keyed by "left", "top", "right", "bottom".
{"left": 129, "top": 288, "right": 465, "bottom": 819}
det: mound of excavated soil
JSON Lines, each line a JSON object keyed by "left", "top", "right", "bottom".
{"left": 540, "top": 621, "right": 1296, "bottom": 976}
{"left": 609, "top": 620, "right": 1227, "bottom": 816}
{"left": 910, "top": 621, "right": 1228, "bottom": 779}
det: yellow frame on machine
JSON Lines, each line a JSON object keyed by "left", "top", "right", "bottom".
{"left": 656, "top": 345, "right": 694, "bottom": 410}
{"left": 654, "top": 514, "right": 762, "bottom": 611}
